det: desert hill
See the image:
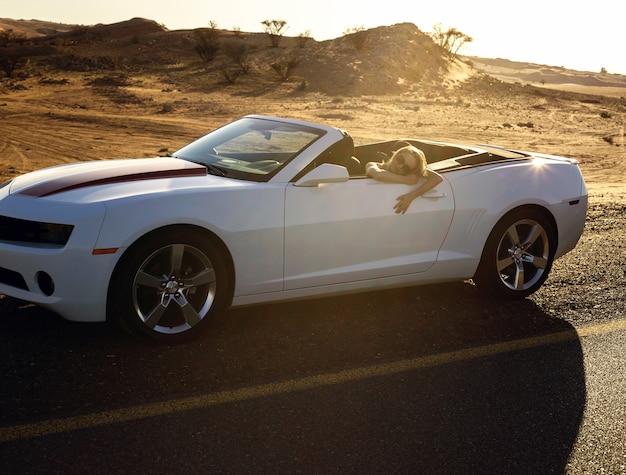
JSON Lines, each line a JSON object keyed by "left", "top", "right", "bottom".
{"left": 2, "top": 17, "right": 625, "bottom": 95}
{"left": 0, "top": 18, "right": 75, "bottom": 37}
{"left": 0, "top": 17, "right": 165, "bottom": 38}
{"left": 2, "top": 18, "right": 453, "bottom": 95}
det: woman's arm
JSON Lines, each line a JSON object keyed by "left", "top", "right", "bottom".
{"left": 393, "top": 170, "right": 443, "bottom": 214}
{"left": 365, "top": 162, "right": 421, "bottom": 185}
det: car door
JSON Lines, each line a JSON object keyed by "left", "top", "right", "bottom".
{"left": 283, "top": 174, "right": 455, "bottom": 290}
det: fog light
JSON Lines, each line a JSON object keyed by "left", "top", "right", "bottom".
{"left": 36, "top": 272, "right": 55, "bottom": 296}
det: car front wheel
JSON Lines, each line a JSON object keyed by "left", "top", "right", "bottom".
{"left": 474, "top": 209, "right": 556, "bottom": 299}
{"left": 110, "top": 228, "right": 229, "bottom": 343}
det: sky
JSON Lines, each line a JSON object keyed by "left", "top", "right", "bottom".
{"left": 3, "top": 0, "right": 625, "bottom": 75}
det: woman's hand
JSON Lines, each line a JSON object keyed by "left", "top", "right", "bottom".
{"left": 365, "top": 161, "right": 384, "bottom": 178}
{"left": 394, "top": 191, "right": 417, "bottom": 214}
{"left": 394, "top": 171, "right": 443, "bottom": 214}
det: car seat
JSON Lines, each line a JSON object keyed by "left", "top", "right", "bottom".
{"left": 322, "top": 131, "right": 362, "bottom": 176}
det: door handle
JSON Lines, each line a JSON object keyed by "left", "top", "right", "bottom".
{"left": 422, "top": 190, "right": 447, "bottom": 199}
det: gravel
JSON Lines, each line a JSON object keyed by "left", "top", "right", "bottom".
{"left": 531, "top": 198, "right": 626, "bottom": 326}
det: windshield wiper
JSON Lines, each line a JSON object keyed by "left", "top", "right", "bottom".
{"left": 205, "top": 164, "right": 227, "bottom": 177}
{"left": 173, "top": 156, "right": 228, "bottom": 177}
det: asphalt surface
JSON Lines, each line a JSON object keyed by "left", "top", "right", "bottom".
{"left": 0, "top": 283, "right": 624, "bottom": 474}
{"left": 1, "top": 202, "right": 625, "bottom": 474}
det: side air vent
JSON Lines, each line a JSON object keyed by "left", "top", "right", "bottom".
{"left": 0, "top": 266, "right": 28, "bottom": 291}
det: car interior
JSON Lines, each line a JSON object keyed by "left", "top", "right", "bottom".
{"left": 312, "top": 132, "right": 475, "bottom": 177}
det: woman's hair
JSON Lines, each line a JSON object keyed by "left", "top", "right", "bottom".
{"left": 390, "top": 145, "right": 428, "bottom": 177}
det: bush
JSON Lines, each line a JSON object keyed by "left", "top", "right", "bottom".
{"left": 49, "top": 54, "right": 121, "bottom": 72}
{"left": 343, "top": 26, "right": 369, "bottom": 50}
{"left": 87, "top": 75, "right": 130, "bottom": 87}
{"left": 0, "top": 47, "right": 27, "bottom": 78}
{"left": 222, "top": 40, "right": 250, "bottom": 73}
{"left": 269, "top": 56, "right": 302, "bottom": 81}
{"left": 194, "top": 25, "right": 220, "bottom": 62}
{"left": 160, "top": 103, "right": 175, "bottom": 113}
{"left": 0, "top": 31, "right": 31, "bottom": 77}
{"left": 0, "top": 30, "right": 28, "bottom": 47}
{"left": 296, "top": 31, "right": 312, "bottom": 48}
{"left": 220, "top": 68, "right": 241, "bottom": 84}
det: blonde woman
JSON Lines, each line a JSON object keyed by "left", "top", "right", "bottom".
{"left": 365, "top": 145, "right": 443, "bottom": 214}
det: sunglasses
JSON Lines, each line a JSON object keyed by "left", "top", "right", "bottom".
{"left": 394, "top": 153, "right": 418, "bottom": 174}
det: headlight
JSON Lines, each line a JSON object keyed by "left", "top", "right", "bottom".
{"left": 0, "top": 216, "right": 74, "bottom": 245}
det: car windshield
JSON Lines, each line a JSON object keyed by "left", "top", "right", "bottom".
{"left": 172, "top": 117, "right": 325, "bottom": 181}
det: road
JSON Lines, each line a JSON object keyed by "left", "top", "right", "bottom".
{"left": 0, "top": 279, "right": 625, "bottom": 474}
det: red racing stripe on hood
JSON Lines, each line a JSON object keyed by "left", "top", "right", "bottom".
{"left": 17, "top": 159, "right": 207, "bottom": 197}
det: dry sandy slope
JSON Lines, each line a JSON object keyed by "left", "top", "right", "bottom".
{"left": 468, "top": 57, "right": 626, "bottom": 89}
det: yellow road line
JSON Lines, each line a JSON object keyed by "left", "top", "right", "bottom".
{"left": 575, "top": 318, "right": 626, "bottom": 337}
{"left": 1, "top": 319, "right": 624, "bottom": 443}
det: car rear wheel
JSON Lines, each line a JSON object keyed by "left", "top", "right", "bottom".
{"left": 474, "top": 209, "right": 555, "bottom": 299}
{"left": 110, "top": 228, "right": 228, "bottom": 343}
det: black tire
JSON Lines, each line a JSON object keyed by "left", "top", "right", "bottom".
{"left": 109, "top": 228, "right": 229, "bottom": 344}
{"left": 474, "top": 209, "right": 556, "bottom": 299}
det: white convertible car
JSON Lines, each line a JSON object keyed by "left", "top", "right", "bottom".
{"left": 0, "top": 115, "right": 587, "bottom": 342}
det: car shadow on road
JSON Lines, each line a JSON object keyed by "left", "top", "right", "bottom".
{"left": 206, "top": 282, "right": 587, "bottom": 473}
{"left": 0, "top": 282, "right": 586, "bottom": 474}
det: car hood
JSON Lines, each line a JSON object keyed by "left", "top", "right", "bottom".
{"left": 10, "top": 157, "right": 208, "bottom": 198}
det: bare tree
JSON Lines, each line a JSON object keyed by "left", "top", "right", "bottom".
{"left": 0, "top": 49, "right": 26, "bottom": 77}
{"left": 194, "top": 21, "right": 221, "bottom": 62}
{"left": 261, "top": 20, "right": 287, "bottom": 47}
{"left": 0, "top": 30, "right": 29, "bottom": 77}
{"left": 222, "top": 40, "right": 251, "bottom": 73}
{"left": 430, "top": 24, "right": 473, "bottom": 59}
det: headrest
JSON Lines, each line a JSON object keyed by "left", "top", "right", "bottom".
{"left": 327, "top": 131, "right": 354, "bottom": 159}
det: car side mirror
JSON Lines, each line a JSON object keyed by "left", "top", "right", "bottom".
{"left": 294, "top": 163, "right": 349, "bottom": 187}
